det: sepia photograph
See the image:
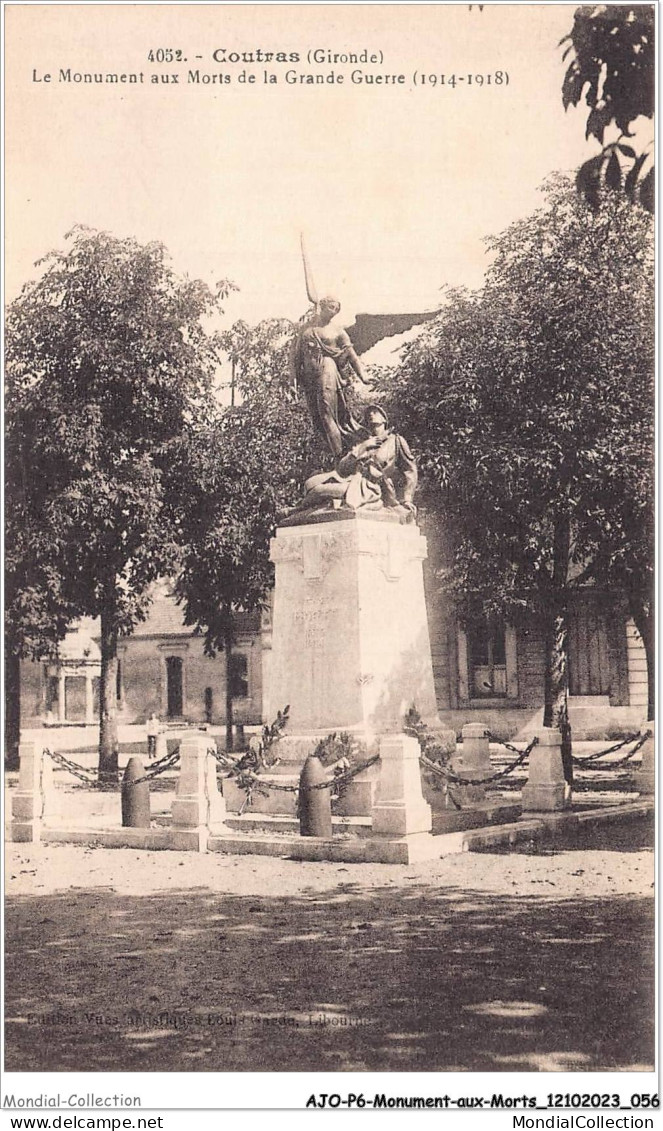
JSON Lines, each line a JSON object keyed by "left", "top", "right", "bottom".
{"left": 3, "top": 0, "right": 656, "bottom": 1112}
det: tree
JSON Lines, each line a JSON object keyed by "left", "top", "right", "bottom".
{"left": 172, "top": 318, "right": 320, "bottom": 749}
{"left": 382, "top": 178, "right": 654, "bottom": 773}
{"left": 561, "top": 5, "right": 654, "bottom": 212}
{"left": 6, "top": 227, "right": 231, "bottom": 777}
{"left": 4, "top": 472, "right": 77, "bottom": 768}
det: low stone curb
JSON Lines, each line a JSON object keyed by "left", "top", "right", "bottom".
{"left": 463, "top": 800, "right": 654, "bottom": 852}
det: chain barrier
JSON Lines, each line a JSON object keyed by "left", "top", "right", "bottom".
{"left": 311, "top": 754, "right": 381, "bottom": 790}
{"left": 214, "top": 750, "right": 381, "bottom": 812}
{"left": 43, "top": 748, "right": 103, "bottom": 787}
{"left": 420, "top": 736, "right": 539, "bottom": 787}
{"left": 43, "top": 745, "right": 181, "bottom": 789}
{"left": 487, "top": 733, "right": 535, "bottom": 759}
{"left": 571, "top": 730, "right": 650, "bottom": 767}
{"left": 129, "top": 748, "right": 181, "bottom": 786}
{"left": 209, "top": 746, "right": 244, "bottom": 772}
{"left": 572, "top": 730, "right": 651, "bottom": 769}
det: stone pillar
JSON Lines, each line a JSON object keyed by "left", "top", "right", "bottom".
{"left": 372, "top": 733, "right": 432, "bottom": 837}
{"left": 451, "top": 723, "right": 491, "bottom": 806}
{"left": 521, "top": 728, "right": 569, "bottom": 812}
{"left": 11, "top": 742, "right": 54, "bottom": 842}
{"left": 171, "top": 733, "right": 226, "bottom": 851}
{"left": 58, "top": 675, "right": 66, "bottom": 723}
{"left": 634, "top": 723, "right": 655, "bottom": 796}
{"left": 268, "top": 513, "right": 440, "bottom": 763}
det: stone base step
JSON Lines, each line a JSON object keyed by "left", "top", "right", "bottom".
{"left": 431, "top": 802, "right": 520, "bottom": 834}
{"left": 224, "top": 813, "right": 373, "bottom": 838}
{"left": 208, "top": 829, "right": 467, "bottom": 864}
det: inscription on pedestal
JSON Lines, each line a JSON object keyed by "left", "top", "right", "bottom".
{"left": 269, "top": 514, "right": 439, "bottom": 738}
{"left": 293, "top": 602, "right": 334, "bottom": 649}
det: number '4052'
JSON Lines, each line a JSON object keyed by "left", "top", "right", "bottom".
{"left": 148, "top": 49, "right": 184, "bottom": 63}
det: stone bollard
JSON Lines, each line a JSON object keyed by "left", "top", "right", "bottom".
{"left": 521, "top": 728, "right": 569, "bottom": 812}
{"left": 299, "top": 753, "right": 333, "bottom": 837}
{"left": 121, "top": 757, "right": 151, "bottom": 828}
{"left": 451, "top": 723, "right": 492, "bottom": 807}
{"left": 11, "top": 742, "right": 54, "bottom": 842}
{"left": 634, "top": 722, "right": 655, "bottom": 796}
{"left": 171, "top": 733, "right": 226, "bottom": 851}
{"left": 372, "top": 734, "right": 432, "bottom": 837}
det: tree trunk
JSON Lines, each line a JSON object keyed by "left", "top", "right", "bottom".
{"left": 542, "top": 512, "right": 573, "bottom": 785}
{"left": 224, "top": 616, "right": 235, "bottom": 753}
{"left": 98, "top": 607, "right": 119, "bottom": 782}
{"left": 5, "top": 645, "right": 21, "bottom": 771}
{"left": 543, "top": 607, "right": 573, "bottom": 785}
{"left": 630, "top": 598, "right": 654, "bottom": 722}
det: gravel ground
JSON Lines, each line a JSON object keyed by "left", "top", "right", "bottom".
{"left": 5, "top": 827, "right": 655, "bottom": 1074}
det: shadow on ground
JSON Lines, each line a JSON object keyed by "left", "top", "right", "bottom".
{"left": 5, "top": 877, "right": 654, "bottom": 1073}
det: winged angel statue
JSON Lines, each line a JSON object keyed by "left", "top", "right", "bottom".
{"left": 293, "top": 234, "right": 437, "bottom": 460}
{"left": 291, "top": 237, "right": 437, "bottom": 520}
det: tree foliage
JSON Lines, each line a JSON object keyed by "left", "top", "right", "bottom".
{"left": 382, "top": 177, "right": 654, "bottom": 733}
{"left": 561, "top": 6, "right": 654, "bottom": 212}
{"left": 6, "top": 226, "right": 231, "bottom": 774}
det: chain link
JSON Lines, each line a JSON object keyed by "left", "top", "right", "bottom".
{"left": 129, "top": 749, "right": 181, "bottom": 785}
{"left": 221, "top": 753, "right": 382, "bottom": 805}
{"left": 420, "top": 736, "right": 539, "bottom": 787}
{"left": 310, "top": 754, "right": 381, "bottom": 790}
{"left": 571, "top": 730, "right": 650, "bottom": 767}
{"left": 488, "top": 734, "right": 535, "bottom": 758}
{"left": 44, "top": 745, "right": 181, "bottom": 789}
{"left": 572, "top": 730, "right": 651, "bottom": 769}
{"left": 43, "top": 748, "right": 106, "bottom": 788}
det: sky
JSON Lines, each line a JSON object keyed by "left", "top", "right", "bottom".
{"left": 6, "top": 4, "right": 593, "bottom": 341}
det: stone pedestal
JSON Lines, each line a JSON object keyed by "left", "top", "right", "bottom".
{"left": 451, "top": 723, "right": 491, "bottom": 806}
{"left": 12, "top": 742, "right": 54, "bottom": 842}
{"left": 373, "top": 734, "right": 432, "bottom": 837}
{"left": 634, "top": 723, "right": 655, "bottom": 795}
{"left": 171, "top": 733, "right": 226, "bottom": 851}
{"left": 521, "top": 729, "right": 569, "bottom": 812}
{"left": 268, "top": 513, "right": 439, "bottom": 765}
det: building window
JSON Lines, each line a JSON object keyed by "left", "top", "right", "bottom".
{"left": 458, "top": 620, "right": 518, "bottom": 704}
{"left": 204, "top": 686, "right": 214, "bottom": 723}
{"left": 229, "top": 652, "right": 249, "bottom": 700}
{"left": 165, "top": 655, "right": 184, "bottom": 717}
{"left": 468, "top": 622, "right": 507, "bottom": 698}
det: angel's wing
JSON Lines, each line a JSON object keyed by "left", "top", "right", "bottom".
{"left": 300, "top": 232, "right": 318, "bottom": 306}
{"left": 345, "top": 310, "right": 439, "bottom": 356}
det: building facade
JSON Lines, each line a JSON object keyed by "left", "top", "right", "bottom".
{"left": 20, "top": 579, "right": 266, "bottom": 730}
{"left": 20, "top": 553, "right": 648, "bottom": 740}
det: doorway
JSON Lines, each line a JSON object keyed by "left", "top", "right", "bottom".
{"left": 166, "top": 656, "right": 183, "bottom": 717}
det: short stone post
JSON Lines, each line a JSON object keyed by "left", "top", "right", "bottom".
{"left": 634, "top": 723, "right": 655, "bottom": 796}
{"left": 121, "top": 757, "right": 151, "bottom": 828}
{"left": 11, "top": 742, "right": 53, "bottom": 842}
{"left": 171, "top": 733, "right": 226, "bottom": 851}
{"left": 521, "top": 728, "right": 569, "bottom": 812}
{"left": 299, "top": 753, "right": 333, "bottom": 837}
{"left": 451, "top": 723, "right": 492, "bottom": 806}
{"left": 372, "top": 734, "right": 432, "bottom": 837}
